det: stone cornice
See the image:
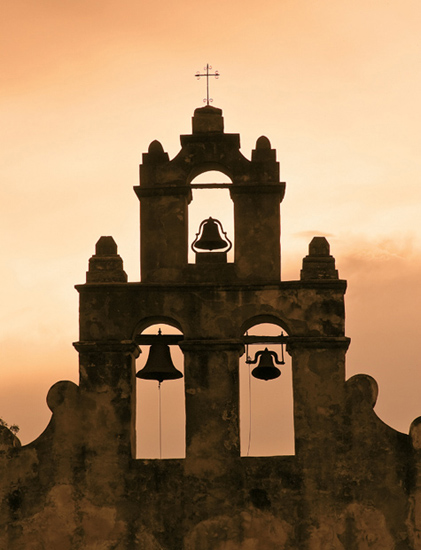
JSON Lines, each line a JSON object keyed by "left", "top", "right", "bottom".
{"left": 73, "top": 340, "right": 140, "bottom": 357}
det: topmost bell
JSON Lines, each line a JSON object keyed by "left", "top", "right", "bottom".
{"left": 192, "top": 217, "right": 232, "bottom": 252}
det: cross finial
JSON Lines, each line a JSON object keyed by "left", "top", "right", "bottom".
{"left": 195, "top": 64, "right": 220, "bottom": 105}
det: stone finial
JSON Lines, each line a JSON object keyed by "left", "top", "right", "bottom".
{"left": 309, "top": 236, "right": 330, "bottom": 256}
{"left": 95, "top": 236, "right": 117, "bottom": 256}
{"left": 142, "top": 140, "right": 169, "bottom": 168}
{"left": 148, "top": 140, "right": 165, "bottom": 155}
{"left": 251, "top": 135, "right": 276, "bottom": 163}
{"left": 86, "top": 236, "right": 128, "bottom": 283}
{"left": 300, "top": 237, "right": 339, "bottom": 280}
{"left": 192, "top": 105, "right": 224, "bottom": 134}
{"left": 256, "top": 136, "right": 271, "bottom": 150}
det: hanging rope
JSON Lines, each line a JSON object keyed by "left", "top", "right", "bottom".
{"left": 247, "top": 363, "right": 253, "bottom": 457}
{"left": 246, "top": 332, "right": 252, "bottom": 457}
{"left": 158, "top": 381, "right": 162, "bottom": 459}
{"left": 280, "top": 331, "right": 285, "bottom": 363}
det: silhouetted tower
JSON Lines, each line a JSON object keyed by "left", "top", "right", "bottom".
{"left": 75, "top": 105, "right": 353, "bottom": 547}
{"left": 2, "top": 106, "right": 419, "bottom": 550}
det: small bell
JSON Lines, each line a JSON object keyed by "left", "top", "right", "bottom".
{"left": 136, "top": 331, "right": 183, "bottom": 384}
{"left": 247, "top": 348, "right": 284, "bottom": 381}
{"left": 192, "top": 217, "right": 232, "bottom": 252}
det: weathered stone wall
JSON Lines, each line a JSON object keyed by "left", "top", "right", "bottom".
{"left": 1, "top": 107, "right": 419, "bottom": 549}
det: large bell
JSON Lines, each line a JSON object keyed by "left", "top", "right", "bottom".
{"left": 136, "top": 333, "right": 183, "bottom": 384}
{"left": 193, "top": 217, "right": 231, "bottom": 251}
{"left": 250, "top": 348, "right": 282, "bottom": 381}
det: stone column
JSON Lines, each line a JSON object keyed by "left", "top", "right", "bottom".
{"left": 287, "top": 337, "right": 349, "bottom": 480}
{"left": 286, "top": 337, "right": 349, "bottom": 546}
{"left": 230, "top": 186, "right": 282, "bottom": 283}
{"left": 180, "top": 340, "right": 243, "bottom": 470}
{"left": 134, "top": 137, "right": 191, "bottom": 283}
{"left": 135, "top": 187, "right": 190, "bottom": 282}
{"left": 179, "top": 340, "right": 243, "bottom": 536}
{"left": 73, "top": 341, "right": 139, "bottom": 461}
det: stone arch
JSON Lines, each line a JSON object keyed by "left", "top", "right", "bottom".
{"left": 169, "top": 128, "right": 252, "bottom": 185}
{"left": 135, "top": 320, "right": 185, "bottom": 460}
{"left": 240, "top": 319, "right": 294, "bottom": 457}
{"left": 188, "top": 170, "right": 234, "bottom": 263}
{"left": 132, "top": 316, "right": 184, "bottom": 339}
{"left": 240, "top": 314, "right": 292, "bottom": 338}
{"left": 187, "top": 163, "right": 234, "bottom": 184}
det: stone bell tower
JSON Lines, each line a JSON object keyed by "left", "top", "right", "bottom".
{"left": 1, "top": 105, "right": 421, "bottom": 550}
{"left": 136, "top": 105, "right": 283, "bottom": 284}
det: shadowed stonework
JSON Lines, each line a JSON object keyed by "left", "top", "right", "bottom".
{"left": 1, "top": 106, "right": 420, "bottom": 549}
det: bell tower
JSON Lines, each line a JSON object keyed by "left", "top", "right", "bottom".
{"left": 2, "top": 105, "right": 419, "bottom": 550}
{"left": 75, "top": 105, "right": 353, "bottom": 546}
{"left": 135, "top": 105, "right": 285, "bottom": 283}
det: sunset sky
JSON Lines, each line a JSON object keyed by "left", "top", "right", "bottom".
{"left": 1, "top": 1, "right": 420, "bottom": 457}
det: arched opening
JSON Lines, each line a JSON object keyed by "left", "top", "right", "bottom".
{"left": 240, "top": 322, "right": 295, "bottom": 457}
{"left": 189, "top": 170, "right": 234, "bottom": 263}
{"left": 135, "top": 323, "right": 185, "bottom": 459}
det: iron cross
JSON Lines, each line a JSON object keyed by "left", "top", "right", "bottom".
{"left": 195, "top": 64, "right": 220, "bottom": 105}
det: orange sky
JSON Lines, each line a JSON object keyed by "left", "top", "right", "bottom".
{"left": 1, "top": 1, "right": 420, "bottom": 456}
